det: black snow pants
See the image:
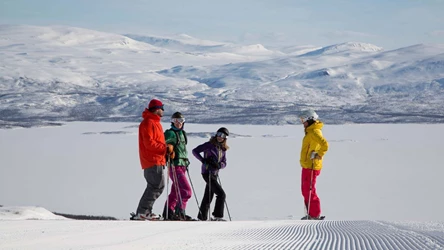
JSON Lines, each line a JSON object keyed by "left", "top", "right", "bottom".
{"left": 197, "top": 173, "right": 226, "bottom": 220}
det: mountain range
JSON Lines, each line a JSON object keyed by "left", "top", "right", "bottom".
{"left": 1, "top": 25, "right": 443, "bottom": 128}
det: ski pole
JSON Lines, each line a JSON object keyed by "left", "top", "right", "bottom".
{"left": 186, "top": 168, "right": 202, "bottom": 219}
{"left": 165, "top": 156, "right": 170, "bottom": 220}
{"left": 306, "top": 159, "right": 315, "bottom": 219}
{"left": 208, "top": 170, "right": 212, "bottom": 221}
{"left": 217, "top": 175, "right": 232, "bottom": 221}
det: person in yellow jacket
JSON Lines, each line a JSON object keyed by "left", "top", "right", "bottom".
{"left": 299, "top": 109, "right": 328, "bottom": 220}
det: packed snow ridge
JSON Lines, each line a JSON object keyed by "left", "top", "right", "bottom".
{"left": 1, "top": 206, "right": 444, "bottom": 249}
{"left": 1, "top": 25, "right": 444, "bottom": 128}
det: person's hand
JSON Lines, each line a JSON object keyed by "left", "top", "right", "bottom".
{"left": 209, "top": 158, "right": 220, "bottom": 170}
{"left": 166, "top": 144, "right": 174, "bottom": 153}
{"left": 203, "top": 158, "right": 219, "bottom": 170}
{"left": 202, "top": 158, "right": 211, "bottom": 165}
{"left": 310, "top": 151, "right": 322, "bottom": 160}
{"left": 166, "top": 144, "right": 175, "bottom": 159}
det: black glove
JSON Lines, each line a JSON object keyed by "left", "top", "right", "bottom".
{"left": 203, "top": 157, "right": 220, "bottom": 170}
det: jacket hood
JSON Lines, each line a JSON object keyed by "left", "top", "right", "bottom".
{"left": 142, "top": 108, "right": 161, "bottom": 121}
{"left": 306, "top": 120, "right": 324, "bottom": 131}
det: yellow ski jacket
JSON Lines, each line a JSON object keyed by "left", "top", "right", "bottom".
{"left": 300, "top": 121, "right": 329, "bottom": 170}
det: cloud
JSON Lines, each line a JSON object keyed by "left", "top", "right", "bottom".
{"left": 322, "top": 30, "right": 374, "bottom": 39}
{"left": 238, "top": 32, "right": 289, "bottom": 45}
{"left": 429, "top": 30, "right": 444, "bottom": 37}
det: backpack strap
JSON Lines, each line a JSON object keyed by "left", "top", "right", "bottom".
{"left": 168, "top": 129, "right": 187, "bottom": 146}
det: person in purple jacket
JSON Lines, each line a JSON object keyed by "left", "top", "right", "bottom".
{"left": 192, "top": 127, "right": 230, "bottom": 221}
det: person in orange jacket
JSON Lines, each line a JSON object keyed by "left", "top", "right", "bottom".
{"left": 299, "top": 109, "right": 329, "bottom": 220}
{"left": 132, "top": 99, "right": 174, "bottom": 220}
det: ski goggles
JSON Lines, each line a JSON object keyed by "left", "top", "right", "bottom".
{"left": 151, "top": 105, "right": 164, "bottom": 111}
{"left": 216, "top": 132, "right": 227, "bottom": 139}
{"left": 300, "top": 116, "right": 313, "bottom": 123}
{"left": 171, "top": 118, "right": 185, "bottom": 123}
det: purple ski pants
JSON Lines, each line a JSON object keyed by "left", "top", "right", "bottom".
{"left": 167, "top": 165, "right": 192, "bottom": 211}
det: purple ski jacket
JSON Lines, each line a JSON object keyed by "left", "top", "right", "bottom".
{"left": 192, "top": 140, "right": 227, "bottom": 174}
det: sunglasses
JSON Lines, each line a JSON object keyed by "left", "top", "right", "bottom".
{"left": 152, "top": 105, "right": 164, "bottom": 111}
{"left": 171, "top": 118, "right": 185, "bottom": 123}
{"left": 216, "top": 132, "right": 227, "bottom": 139}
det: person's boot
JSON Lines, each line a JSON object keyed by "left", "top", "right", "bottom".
{"left": 178, "top": 209, "right": 195, "bottom": 221}
{"left": 197, "top": 205, "right": 209, "bottom": 221}
{"left": 211, "top": 216, "right": 226, "bottom": 221}
{"left": 301, "top": 215, "right": 325, "bottom": 220}
{"left": 130, "top": 212, "right": 161, "bottom": 221}
{"left": 162, "top": 205, "right": 179, "bottom": 221}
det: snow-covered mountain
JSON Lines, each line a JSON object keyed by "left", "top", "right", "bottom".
{"left": 1, "top": 25, "right": 444, "bottom": 128}
{"left": 125, "top": 33, "right": 281, "bottom": 56}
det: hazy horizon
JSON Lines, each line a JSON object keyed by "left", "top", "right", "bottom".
{"left": 1, "top": 0, "right": 444, "bottom": 49}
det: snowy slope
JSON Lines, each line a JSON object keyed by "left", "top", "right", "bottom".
{"left": 1, "top": 25, "right": 444, "bottom": 128}
{"left": 1, "top": 207, "right": 444, "bottom": 250}
{"left": 1, "top": 121, "right": 444, "bottom": 249}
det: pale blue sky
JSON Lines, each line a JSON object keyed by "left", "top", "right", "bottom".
{"left": 1, "top": 0, "right": 443, "bottom": 49}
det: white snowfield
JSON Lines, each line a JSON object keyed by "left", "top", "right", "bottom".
{"left": 1, "top": 122, "right": 444, "bottom": 249}
{"left": 1, "top": 207, "right": 443, "bottom": 250}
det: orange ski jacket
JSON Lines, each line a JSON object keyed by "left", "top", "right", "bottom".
{"left": 138, "top": 109, "right": 167, "bottom": 169}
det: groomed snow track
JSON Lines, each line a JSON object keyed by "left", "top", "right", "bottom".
{"left": 221, "top": 220, "right": 444, "bottom": 250}
{"left": 1, "top": 220, "right": 444, "bottom": 249}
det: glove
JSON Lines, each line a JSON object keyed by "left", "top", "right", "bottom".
{"left": 310, "top": 151, "right": 317, "bottom": 160}
{"left": 203, "top": 157, "right": 219, "bottom": 170}
{"left": 166, "top": 144, "right": 175, "bottom": 159}
{"left": 310, "top": 151, "right": 321, "bottom": 160}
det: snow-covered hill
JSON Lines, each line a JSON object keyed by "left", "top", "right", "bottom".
{"left": 1, "top": 25, "right": 444, "bottom": 128}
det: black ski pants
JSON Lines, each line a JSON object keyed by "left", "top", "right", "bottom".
{"left": 197, "top": 173, "right": 226, "bottom": 220}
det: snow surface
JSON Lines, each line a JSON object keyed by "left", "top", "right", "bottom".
{"left": 1, "top": 122, "right": 444, "bottom": 249}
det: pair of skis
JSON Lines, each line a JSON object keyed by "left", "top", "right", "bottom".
{"left": 301, "top": 215, "right": 326, "bottom": 220}
{"left": 129, "top": 212, "right": 198, "bottom": 221}
{"left": 129, "top": 212, "right": 161, "bottom": 221}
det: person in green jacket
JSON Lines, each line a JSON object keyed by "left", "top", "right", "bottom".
{"left": 162, "top": 112, "right": 193, "bottom": 220}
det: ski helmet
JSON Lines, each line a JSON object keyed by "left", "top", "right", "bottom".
{"left": 299, "top": 109, "right": 318, "bottom": 123}
{"left": 217, "top": 127, "right": 229, "bottom": 136}
{"left": 171, "top": 111, "right": 185, "bottom": 127}
{"left": 171, "top": 112, "right": 184, "bottom": 119}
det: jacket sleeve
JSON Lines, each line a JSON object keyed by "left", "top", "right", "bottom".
{"left": 164, "top": 129, "right": 176, "bottom": 146}
{"left": 141, "top": 123, "right": 166, "bottom": 154}
{"left": 219, "top": 152, "right": 227, "bottom": 169}
{"left": 192, "top": 142, "right": 209, "bottom": 162}
{"left": 313, "top": 129, "right": 329, "bottom": 157}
